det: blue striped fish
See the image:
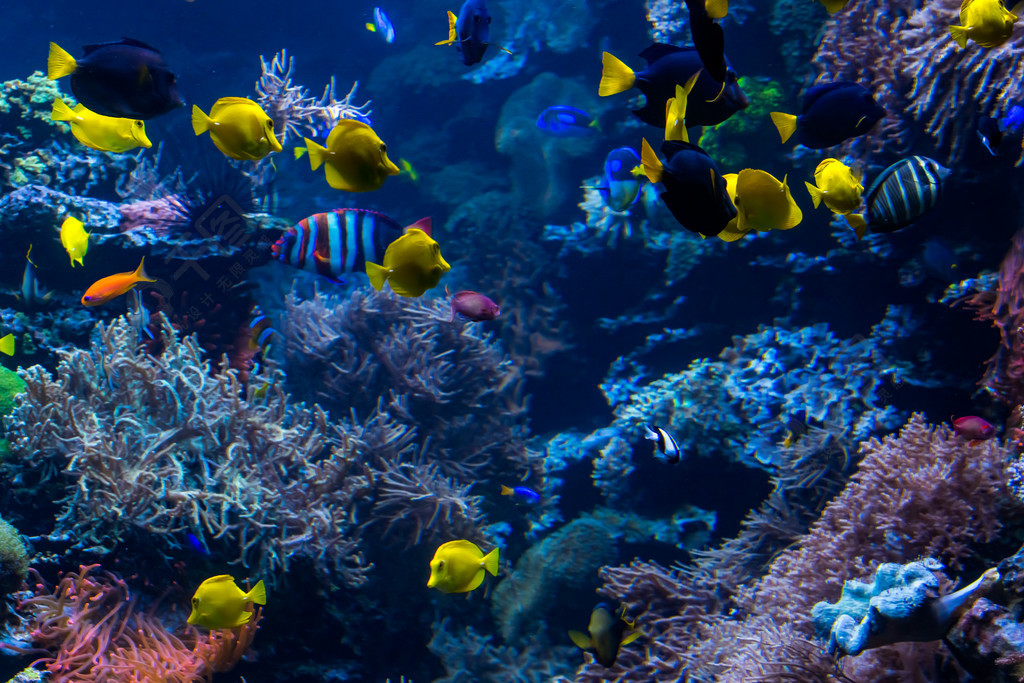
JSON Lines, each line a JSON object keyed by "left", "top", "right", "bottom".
{"left": 271, "top": 209, "right": 431, "bottom": 284}
{"left": 864, "top": 156, "right": 950, "bottom": 235}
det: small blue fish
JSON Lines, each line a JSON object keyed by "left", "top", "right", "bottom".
{"left": 436, "top": 0, "right": 511, "bottom": 66}
{"left": 186, "top": 533, "right": 210, "bottom": 556}
{"left": 597, "top": 147, "right": 643, "bottom": 211}
{"left": 501, "top": 485, "right": 540, "bottom": 504}
{"left": 366, "top": 7, "right": 396, "bottom": 43}
{"left": 978, "top": 105, "right": 1024, "bottom": 156}
{"left": 536, "top": 106, "right": 599, "bottom": 137}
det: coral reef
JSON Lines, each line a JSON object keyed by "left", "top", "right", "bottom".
{"left": 2, "top": 314, "right": 372, "bottom": 586}
{"left": 0, "top": 516, "right": 27, "bottom": 595}
{"left": 428, "top": 618, "right": 576, "bottom": 682}
{"left": 699, "top": 77, "right": 785, "bottom": 170}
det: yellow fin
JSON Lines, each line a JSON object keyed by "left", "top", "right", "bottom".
{"left": 133, "top": 257, "right": 156, "bottom": 283}
{"left": 705, "top": 0, "right": 729, "bottom": 17}
{"left": 191, "top": 105, "right": 212, "bottom": 136}
{"left": 805, "top": 181, "right": 823, "bottom": 208}
{"left": 435, "top": 10, "right": 459, "bottom": 45}
{"left": 640, "top": 138, "right": 663, "bottom": 183}
{"left": 47, "top": 42, "right": 77, "bottom": 80}
{"left": 304, "top": 138, "right": 328, "bottom": 171}
{"left": 621, "top": 630, "right": 642, "bottom": 646}
{"left": 949, "top": 24, "right": 969, "bottom": 48}
{"left": 247, "top": 579, "right": 267, "bottom": 606}
{"left": 501, "top": 485, "right": 514, "bottom": 496}
{"left": 568, "top": 630, "right": 593, "bottom": 650}
{"left": 366, "top": 22, "right": 376, "bottom": 32}
{"left": 482, "top": 547, "right": 500, "bottom": 577}
{"left": 50, "top": 98, "right": 76, "bottom": 122}
{"left": 770, "top": 112, "right": 798, "bottom": 143}
{"left": 665, "top": 71, "right": 701, "bottom": 142}
{"left": 294, "top": 146, "right": 307, "bottom": 160}
{"left": 599, "top": 52, "right": 636, "bottom": 96}
{"left": 0, "top": 334, "right": 14, "bottom": 357}
{"left": 818, "top": 0, "right": 848, "bottom": 12}
{"left": 847, "top": 213, "right": 867, "bottom": 237}
{"left": 365, "top": 261, "right": 389, "bottom": 290}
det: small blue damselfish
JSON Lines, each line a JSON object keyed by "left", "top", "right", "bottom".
{"left": 501, "top": 484, "right": 540, "bottom": 504}
{"left": 536, "top": 106, "right": 599, "bottom": 137}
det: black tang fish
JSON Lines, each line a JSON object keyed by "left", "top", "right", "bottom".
{"left": 770, "top": 81, "right": 885, "bottom": 150}
{"left": 272, "top": 209, "right": 431, "bottom": 284}
{"left": 569, "top": 603, "right": 641, "bottom": 668}
{"left": 600, "top": 43, "right": 748, "bottom": 127}
{"left": 437, "top": 0, "right": 501, "bottom": 66}
{"left": 684, "top": 0, "right": 728, "bottom": 86}
{"left": 864, "top": 156, "right": 950, "bottom": 234}
{"left": 47, "top": 39, "right": 184, "bottom": 120}
{"left": 640, "top": 138, "right": 737, "bottom": 237}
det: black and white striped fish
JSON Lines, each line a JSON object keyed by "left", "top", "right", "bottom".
{"left": 271, "top": 209, "right": 431, "bottom": 284}
{"left": 864, "top": 156, "right": 950, "bottom": 234}
{"left": 643, "top": 423, "right": 683, "bottom": 464}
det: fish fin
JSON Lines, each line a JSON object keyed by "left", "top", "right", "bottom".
{"left": 846, "top": 213, "right": 866, "bottom": 236}
{"left": 366, "top": 22, "right": 376, "bottom": 32}
{"left": 705, "top": 0, "right": 729, "bottom": 17}
{"left": 949, "top": 24, "right": 969, "bottom": 48}
{"left": 405, "top": 217, "right": 432, "bottom": 236}
{"left": 568, "top": 630, "right": 593, "bottom": 650}
{"left": 818, "top": 0, "right": 848, "bottom": 11}
{"left": 640, "top": 138, "right": 663, "bottom": 183}
{"left": 365, "top": 261, "right": 390, "bottom": 290}
{"left": 231, "top": 610, "right": 254, "bottom": 627}
{"left": 47, "top": 42, "right": 77, "bottom": 80}
{"left": 599, "top": 52, "right": 636, "bottom": 96}
{"left": 304, "top": 138, "right": 328, "bottom": 171}
{"left": 435, "top": 11, "right": 459, "bottom": 45}
{"left": 706, "top": 78, "right": 728, "bottom": 104}
{"left": 805, "top": 182, "right": 823, "bottom": 208}
{"left": 621, "top": 630, "right": 643, "bottom": 646}
{"left": 50, "top": 98, "right": 76, "bottom": 122}
{"left": 294, "top": 146, "right": 307, "bottom": 160}
{"left": 769, "top": 112, "right": 798, "bottom": 143}
{"left": 501, "top": 485, "right": 514, "bottom": 496}
{"left": 247, "top": 579, "right": 267, "bottom": 606}
{"left": 0, "top": 334, "right": 14, "bottom": 357}
{"left": 133, "top": 256, "right": 156, "bottom": 283}
{"left": 1012, "top": 0, "right": 1024, "bottom": 15}
{"left": 191, "top": 105, "right": 213, "bottom": 136}
{"left": 323, "top": 162, "right": 359, "bottom": 191}
{"left": 482, "top": 547, "right": 500, "bottom": 576}
{"left": 495, "top": 44, "right": 514, "bottom": 55}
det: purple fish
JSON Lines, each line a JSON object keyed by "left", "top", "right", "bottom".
{"left": 449, "top": 289, "right": 500, "bottom": 322}
{"left": 951, "top": 415, "right": 996, "bottom": 442}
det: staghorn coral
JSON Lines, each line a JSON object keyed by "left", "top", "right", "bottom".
{"left": 11, "top": 564, "right": 258, "bottom": 683}
{"left": 2, "top": 314, "right": 372, "bottom": 586}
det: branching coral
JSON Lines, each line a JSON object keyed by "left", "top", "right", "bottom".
{"left": 255, "top": 49, "right": 371, "bottom": 145}
{"left": 428, "top": 618, "right": 576, "bottom": 682}
{"left": 12, "top": 565, "right": 258, "bottom": 682}
{"left": 2, "top": 314, "right": 372, "bottom": 586}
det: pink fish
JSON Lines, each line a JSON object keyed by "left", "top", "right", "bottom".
{"left": 951, "top": 415, "right": 996, "bottom": 443}
{"left": 449, "top": 289, "right": 500, "bottom": 322}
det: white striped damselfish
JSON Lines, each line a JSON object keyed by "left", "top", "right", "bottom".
{"left": 271, "top": 209, "right": 431, "bottom": 284}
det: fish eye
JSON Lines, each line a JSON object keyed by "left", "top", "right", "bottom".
{"left": 438, "top": 560, "right": 445, "bottom": 569}
{"left": 192, "top": 597, "right": 198, "bottom": 606}
{"left": 266, "top": 120, "right": 274, "bottom": 130}
{"left": 380, "top": 143, "right": 387, "bottom": 153}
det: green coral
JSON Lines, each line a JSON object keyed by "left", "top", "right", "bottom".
{"left": 0, "top": 366, "right": 26, "bottom": 418}
{"left": 4, "top": 667, "right": 43, "bottom": 683}
{"left": 699, "top": 76, "right": 785, "bottom": 171}
{"left": 0, "top": 516, "right": 28, "bottom": 594}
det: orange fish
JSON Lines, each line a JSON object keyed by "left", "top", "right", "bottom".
{"left": 81, "top": 257, "right": 155, "bottom": 306}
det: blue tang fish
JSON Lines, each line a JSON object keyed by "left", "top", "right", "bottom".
{"left": 436, "top": 0, "right": 510, "bottom": 66}
{"left": 536, "top": 106, "right": 599, "bottom": 137}
{"left": 366, "top": 7, "right": 396, "bottom": 43}
{"left": 639, "top": 138, "right": 736, "bottom": 237}
{"left": 600, "top": 43, "right": 749, "bottom": 127}
{"left": 597, "top": 147, "right": 643, "bottom": 211}
{"left": 501, "top": 485, "right": 541, "bottom": 504}
{"left": 272, "top": 209, "right": 431, "bottom": 284}
{"left": 770, "top": 81, "right": 885, "bottom": 149}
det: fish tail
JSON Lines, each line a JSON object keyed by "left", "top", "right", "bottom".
{"left": 50, "top": 98, "right": 75, "bottom": 122}
{"left": 501, "top": 485, "right": 514, "bottom": 496}
{"left": 364, "top": 261, "right": 390, "bottom": 290}
{"left": 482, "top": 547, "right": 500, "bottom": 577}
{"left": 434, "top": 10, "right": 458, "bottom": 45}
{"left": 247, "top": 579, "right": 267, "bottom": 605}
{"left": 0, "top": 334, "right": 14, "bottom": 357}
{"left": 640, "top": 138, "right": 663, "bottom": 183}
{"left": 405, "top": 217, "right": 433, "bottom": 236}
{"left": 568, "top": 630, "right": 594, "bottom": 651}
{"left": 804, "top": 181, "right": 824, "bottom": 208}
{"left": 191, "top": 105, "right": 213, "bottom": 136}
{"left": 133, "top": 257, "right": 156, "bottom": 283}
{"left": 705, "top": 0, "right": 729, "bottom": 18}
{"left": 847, "top": 213, "right": 867, "bottom": 238}
{"left": 643, "top": 423, "right": 658, "bottom": 440}
{"left": 769, "top": 112, "right": 798, "bottom": 144}
{"left": 303, "top": 137, "right": 328, "bottom": 171}
{"left": 599, "top": 52, "right": 636, "bottom": 96}
{"left": 47, "top": 42, "right": 77, "bottom": 80}
{"left": 294, "top": 146, "right": 307, "bottom": 160}
{"left": 949, "top": 25, "right": 968, "bottom": 48}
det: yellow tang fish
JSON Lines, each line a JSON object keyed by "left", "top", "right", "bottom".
{"left": 950, "top": 0, "right": 1022, "bottom": 47}
{"left": 303, "top": 119, "right": 400, "bottom": 192}
{"left": 664, "top": 70, "right": 702, "bottom": 143}
{"left": 365, "top": 228, "right": 450, "bottom": 298}
{"left": 427, "top": 540, "right": 499, "bottom": 594}
{"left": 60, "top": 216, "right": 90, "bottom": 267}
{"left": 717, "top": 169, "right": 803, "bottom": 242}
{"left": 187, "top": 574, "right": 267, "bottom": 629}
{"left": 804, "top": 158, "right": 867, "bottom": 238}
{"left": 50, "top": 99, "right": 151, "bottom": 153}
{"left": 192, "top": 97, "right": 282, "bottom": 161}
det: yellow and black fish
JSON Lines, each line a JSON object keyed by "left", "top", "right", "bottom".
{"left": 569, "top": 603, "right": 641, "bottom": 668}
